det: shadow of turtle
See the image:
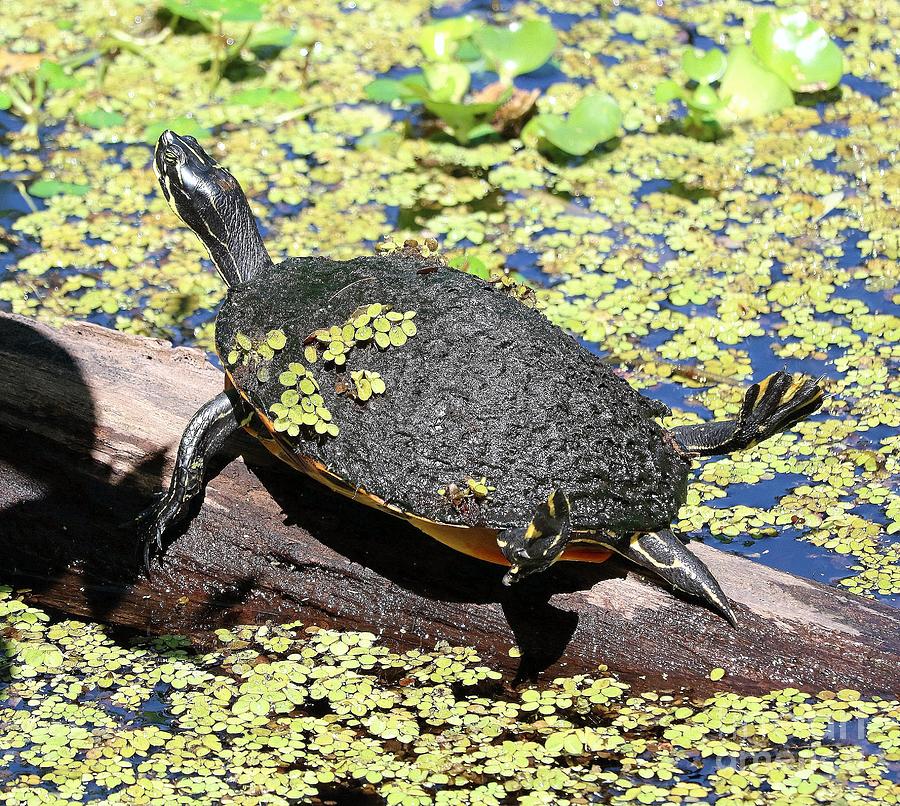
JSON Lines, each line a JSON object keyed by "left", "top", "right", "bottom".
{"left": 0, "top": 316, "right": 165, "bottom": 622}
{"left": 250, "top": 461, "right": 627, "bottom": 681}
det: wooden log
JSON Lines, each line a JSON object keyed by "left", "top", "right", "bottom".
{"left": 0, "top": 311, "right": 897, "bottom": 698}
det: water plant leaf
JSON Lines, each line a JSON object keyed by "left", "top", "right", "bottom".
{"left": 76, "top": 108, "right": 125, "bottom": 129}
{"left": 716, "top": 46, "right": 793, "bottom": 125}
{"left": 27, "top": 180, "right": 89, "bottom": 198}
{"left": 37, "top": 59, "right": 84, "bottom": 90}
{"left": 0, "top": 91, "right": 12, "bottom": 110}
{"left": 691, "top": 84, "right": 720, "bottom": 112}
{"left": 531, "top": 93, "right": 622, "bottom": 156}
{"left": 654, "top": 79, "right": 686, "bottom": 104}
{"left": 681, "top": 47, "right": 727, "bottom": 84}
{"left": 751, "top": 9, "right": 843, "bottom": 92}
{"left": 474, "top": 19, "right": 557, "bottom": 82}
{"left": 364, "top": 75, "right": 428, "bottom": 104}
{"left": 418, "top": 16, "right": 478, "bottom": 61}
{"left": 423, "top": 63, "right": 470, "bottom": 104}
{"left": 228, "top": 87, "right": 303, "bottom": 108}
{"left": 247, "top": 26, "right": 295, "bottom": 50}
{"left": 422, "top": 95, "right": 507, "bottom": 143}
{"left": 143, "top": 117, "right": 210, "bottom": 143}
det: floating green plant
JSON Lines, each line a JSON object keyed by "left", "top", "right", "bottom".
{"left": 226, "top": 328, "right": 286, "bottom": 373}
{"left": 365, "top": 17, "right": 556, "bottom": 144}
{"left": 270, "top": 361, "right": 338, "bottom": 437}
{"left": 161, "top": 0, "right": 300, "bottom": 91}
{"left": 473, "top": 20, "right": 557, "bottom": 84}
{"left": 311, "top": 304, "right": 417, "bottom": 362}
{"left": 751, "top": 9, "right": 844, "bottom": 92}
{"left": 523, "top": 92, "right": 622, "bottom": 156}
{"left": 656, "top": 9, "right": 842, "bottom": 135}
{"left": 347, "top": 369, "right": 386, "bottom": 402}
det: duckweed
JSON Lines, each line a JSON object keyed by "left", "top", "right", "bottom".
{"left": 1, "top": 587, "right": 898, "bottom": 803}
{"left": 0, "top": 0, "right": 898, "bottom": 797}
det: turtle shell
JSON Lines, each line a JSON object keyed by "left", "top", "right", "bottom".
{"left": 215, "top": 251, "right": 690, "bottom": 534}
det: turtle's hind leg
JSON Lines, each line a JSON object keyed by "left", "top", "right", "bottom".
{"left": 606, "top": 530, "right": 737, "bottom": 626}
{"left": 498, "top": 489, "right": 571, "bottom": 585}
{"left": 672, "top": 371, "right": 824, "bottom": 457}
{"left": 134, "top": 390, "right": 247, "bottom": 570}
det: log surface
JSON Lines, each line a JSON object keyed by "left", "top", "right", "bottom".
{"left": 0, "top": 312, "right": 897, "bottom": 697}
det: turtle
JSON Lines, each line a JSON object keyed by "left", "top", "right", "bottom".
{"left": 138, "top": 130, "right": 826, "bottom": 626}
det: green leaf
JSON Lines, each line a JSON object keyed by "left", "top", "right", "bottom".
{"left": 16, "top": 642, "right": 63, "bottom": 671}
{"left": 77, "top": 108, "right": 126, "bottom": 129}
{"left": 143, "top": 117, "right": 210, "bottom": 144}
{"left": 751, "top": 9, "right": 843, "bottom": 92}
{"left": 532, "top": 93, "right": 622, "bottom": 156}
{"left": 681, "top": 47, "right": 727, "bottom": 84}
{"left": 28, "top": 180, "right": 90, "bottom": 198}
{"left": 474, "top": 19, "right": 557, "bottom": 81}
{"left": 163, "top": 0, "right": 211, "bottom": 23}
{"left": 219, "top": 0, "right": 264, "bottom": 22}
{"left": 423, "top": 96, "right": 506, "bottom": 144}
{"left": 423, "top": 62, "right": 470, "bottom": 103}
{"left": 37, "top": 60, "right": 84, "bottom": 90}
{"left": 690, "top": 84, "right": 720, "bottom": 112}
{"left": 448, "top": 254, "right": 489, "bottom": 280}
{"left": 247, "top": 26, "right": 294, "bottom": 50}
{"left": 364, "top": 75, "right": 428, "bottom": 104}
{"left": 0, "top": 91, "right": 11, "bottom": 110}
{"left": 716, "top": 45, "right": 794, "bottom": 125}
{"left": 227, "top": 87, "right": 303, "bottom": 108}
{"left": 418, "top": 16, "right": 478, "bottom": 61}
{"left": 654, "top": 79, "right": 686, "bottom": 104}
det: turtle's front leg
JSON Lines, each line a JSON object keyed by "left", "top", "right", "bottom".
{"left": 135, "top": 390, "right": 247, "bottom": 570}
{"left": 498, "top": 489, "right": 571, "bottom": 585}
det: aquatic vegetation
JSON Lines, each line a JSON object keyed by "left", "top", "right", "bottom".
{"left": 656, "top": 9, "right": 843, "bottom": 135}
{"left": 1, "top": 588, "right": 898, "bottom": 802}
{"left": 365, "top": 17, "right": 556, "bottom": 143}
{"left": 0, "top": 0, "right": 897, "bottom": 797}
{"left": 523, "top": 92, "right": 622, "bottom": 156}
{"left": 161, "top": 0, "right": 304, "bottom": 91}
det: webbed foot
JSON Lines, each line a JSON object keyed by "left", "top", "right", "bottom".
{"left": 673, "top": 371, "right": 825, "bottom": 456}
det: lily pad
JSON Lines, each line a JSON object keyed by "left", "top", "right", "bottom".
{"left": 419, "top": 16, "right": 477, "bottom": 61}
{"left": 474, "top": 19, "right": 557, "bottom": 82}
{"left": 529, "top": 93, "right": 622, "bottom": 156}
{"left": 28, "top": 180, "right": 90, "bottom": 198}
{"left": 716, "top": 46, "right": 794, "bottom": 125}
{"left": 681, "top": 47, "right": 727, "bottom": 84}
{"left": 76, "top": 108, "right": 126, "bottom": 129}
{"left": 751, "top": 9, "right": 843, "bottom": 92}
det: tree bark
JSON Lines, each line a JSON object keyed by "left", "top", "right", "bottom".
{"left": 0, "top": 312, "right": 897, "bottom": 697}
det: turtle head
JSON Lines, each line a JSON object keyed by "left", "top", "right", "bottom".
{"left": 154, "top": 130, "right": 272, "bottom": 287}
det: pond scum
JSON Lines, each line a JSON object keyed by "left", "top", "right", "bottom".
{"left": 0, "top": 0, "right": 897, "bottom": 802}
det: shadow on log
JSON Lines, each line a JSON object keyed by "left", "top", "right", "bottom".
{"left": 0, "top": 312, "right": 897, "bottom": 698}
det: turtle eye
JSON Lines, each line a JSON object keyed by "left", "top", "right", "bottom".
{"left": 163, "top": 147, "right": 181, "bottom": 165}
